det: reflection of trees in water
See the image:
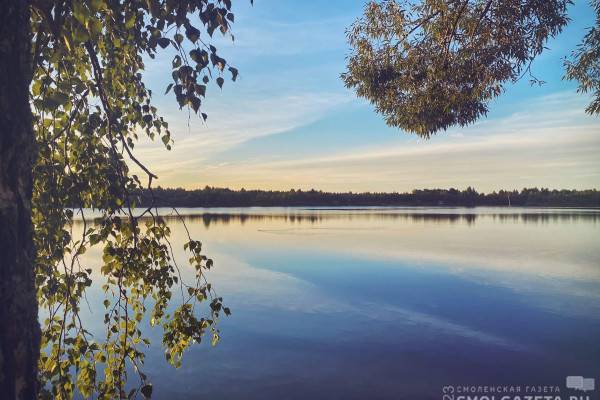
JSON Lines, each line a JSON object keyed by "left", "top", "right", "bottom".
{"left": 70, "top": 211, "right": 600, "bottom": 228}
{"left": 167, "top": 211, "right": 600, "bottom": 228}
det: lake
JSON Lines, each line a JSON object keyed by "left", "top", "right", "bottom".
{"left": 74, "top": 207, "right": 600, "bottom": 399}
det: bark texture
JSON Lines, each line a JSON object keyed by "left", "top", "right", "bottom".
{"left": 0, "top": 1, "right": 40, "bottom": 399}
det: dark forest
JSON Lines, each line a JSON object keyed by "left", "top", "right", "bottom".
{"left": 134, "top": 187, "right": 600, "bottom": 208}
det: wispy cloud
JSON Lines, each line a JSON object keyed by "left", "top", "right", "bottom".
{"left": 170, "top": 92, "right": 600, "bottom": 191}
{"left": 131, "top": 2, "right": 356, "bottom": 186}
{"left": 130, "top": 90, "right": 351, "bottom": 184}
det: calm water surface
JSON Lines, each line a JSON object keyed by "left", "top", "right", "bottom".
{"left": 75, "top": 207, "right": 600, "bottom": 399}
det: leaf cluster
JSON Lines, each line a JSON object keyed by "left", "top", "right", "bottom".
{"left": 564, "top": 0, "right": 600, "bottom": 115}
{"left": 342, "top": 0, "right": 572, "bottom": 136}
{"left": 29, "top": 0, "right": 240, "bottom": 398}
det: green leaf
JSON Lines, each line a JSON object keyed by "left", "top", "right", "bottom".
{"left": 88, "top": 18, "right": 103, "bottom": 36}
{"left": 53, "top": 92, "right": 70, "bottom": 106}
{"left": 185, "top": 26, "right": 201, "bottom": 43}
{"left": 89, "top": 0, "right": 106, "bottom": 12}
{"left": 72, "top": 1, "right": 90, "bottom": 26}
{"left": 172, "top": 55, "right": 182, "bottom": 69}
{"left": 189, "top": 49, "right": 201, "bottom": 63}
{"left": 228, "top": 67, "right": 238, "bottom": 82}
{"left": 157, "top": 37, "right": 170, "bottom": 49}
{"left": 125, "top": 13, "right": 136, "bottom": 29}
{"left": 190, "top": 96, "right": 201, "bottom": 113}
{"left": 40, "top": 92, "right": 69, "bottom": 110}
{"left": 141, "top": 383, "right": 153, "bottom": 399}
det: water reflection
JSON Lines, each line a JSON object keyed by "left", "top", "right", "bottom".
{"left": 70, "top": 207, "right": 600, "bottom": 399}
{"left": 175, "top": 210, "right": 600, "bottom": 228}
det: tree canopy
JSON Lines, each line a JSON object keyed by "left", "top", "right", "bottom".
{"left": 28, "top": 0, "right": 241, "bottom": 398}
{"left": 342, "top": 0, "right": 599, "bottom": 137}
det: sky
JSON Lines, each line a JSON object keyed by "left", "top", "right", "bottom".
{"left": 136, "top": 0, "right": 600, "bottom": 193}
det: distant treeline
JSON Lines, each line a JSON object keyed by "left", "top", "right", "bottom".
{"left": 132, "top": 187, "right": 600, "bottom": 208}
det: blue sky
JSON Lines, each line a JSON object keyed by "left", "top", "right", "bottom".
{"left": 136, "top": 0, "right": 600, "bottom": 192}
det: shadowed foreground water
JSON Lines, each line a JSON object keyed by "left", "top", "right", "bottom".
{"left": 74, "top": 207, "right": 600, "bottom": 399}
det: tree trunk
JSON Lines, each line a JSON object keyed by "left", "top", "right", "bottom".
{"left": 0, "top": 1, "right": 40, "bottom": 399}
